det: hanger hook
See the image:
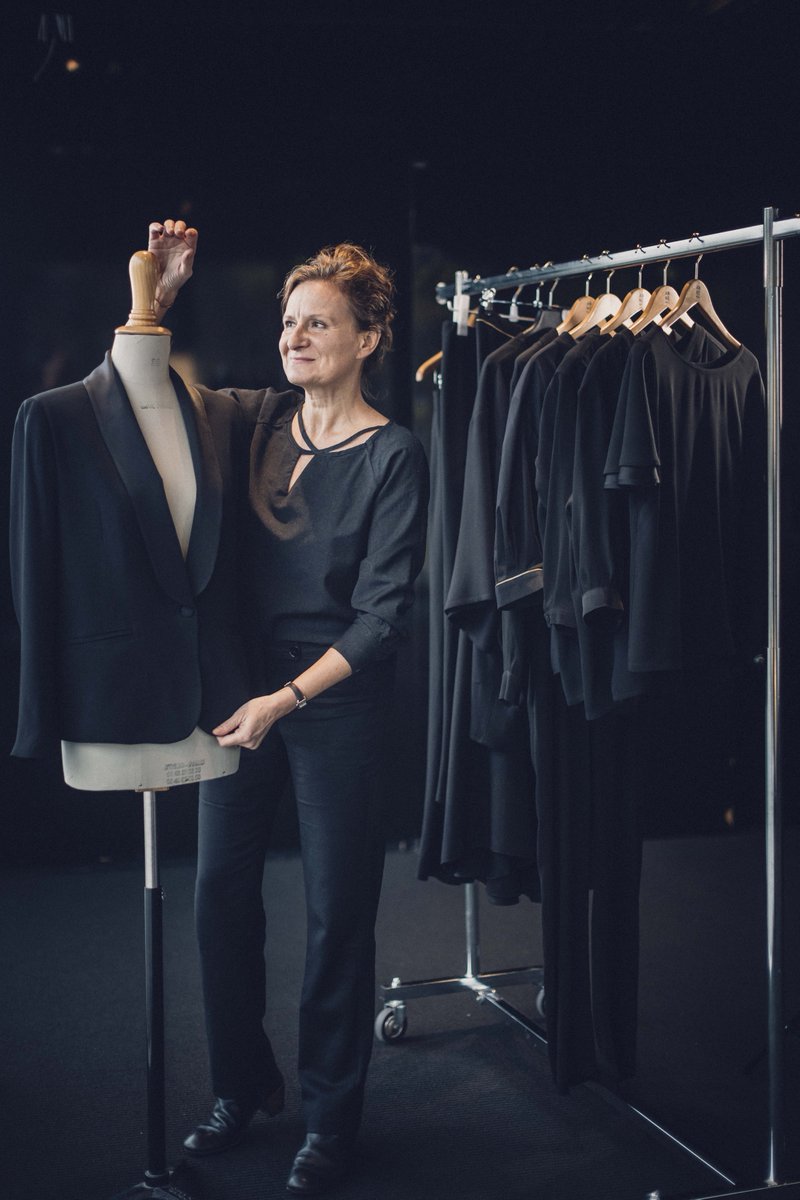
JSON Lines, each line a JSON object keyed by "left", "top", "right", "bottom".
{"left": 662, "top": 258, "right": 672, "bottom": 287}
{"left": 605, "top": 268, "right": 616, "bottom": 294}
{"left": 579, "top": 254, "right": 592, "bottom": 295}
{"left": 694, "top": 253, "right": 704, "bottom": 279}
{"left": 548, "top": 274, "right": 560, "bottom": 307}
{"left": 526, "top": 265, "right": 542, "bottom": 307}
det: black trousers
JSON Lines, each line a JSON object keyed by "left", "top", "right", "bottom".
{"left": 196, "top": 642, "right": 393, "bottom": 1139}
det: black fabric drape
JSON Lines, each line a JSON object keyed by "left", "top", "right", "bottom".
{"left": 418, "top": 297, "right": 766, "bottom": 1091}
{"left": 419, "top": 318, "right": 543, "bottom": 904}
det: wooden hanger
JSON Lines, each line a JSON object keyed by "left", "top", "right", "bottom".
{"left": 599, "top": 285, "right": 651, "bottom": 334}
{"left": 628, "top": 257, "right": 696, "bottom": 336}
{"left": 557, "top": 292, "right": 596, "bottom": 334}
{"left": 569, "top": 291, "right": 621, "bottom": 338}
{"left": 627, "top": 283, "right": 689, "bottom": 334}
{"left": 568, "top": 271, "right": 621, "bottom": 338}
{"left": 415, "top": 310, "right": 477, "bottom": 382}
{"left": 415, "top": 348, "right": 443, "bottom": 383}
{"left": 658, "top": 257, "right": 740, "bottom": 348}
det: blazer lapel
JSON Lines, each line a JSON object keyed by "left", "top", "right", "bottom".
{"left": 84, "top": 354, "right": 195, "bottom": 606}
{"left": 178, "top": 379, "right": 222, "bottom": 597}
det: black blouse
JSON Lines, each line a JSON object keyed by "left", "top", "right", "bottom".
{"left": 229, "top": 387, "right": 429, "bottom": 672}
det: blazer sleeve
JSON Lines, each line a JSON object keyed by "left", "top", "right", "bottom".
{"left": 9, "top": 398, "right": 60, "bottom": 757}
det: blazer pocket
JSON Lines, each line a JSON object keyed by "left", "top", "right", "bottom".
{"left": 68, "top": 627, "right": 132, "bottom": 645}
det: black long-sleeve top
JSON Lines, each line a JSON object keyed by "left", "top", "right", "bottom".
{"left": 230, "top": 387, "right": 429, "bottom": 672}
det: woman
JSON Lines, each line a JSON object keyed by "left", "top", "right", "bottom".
{"left": 149, "top": 220, "right": 429, "bottom": 1195}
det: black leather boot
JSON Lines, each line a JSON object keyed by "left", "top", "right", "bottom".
{"left": 285, "top": 1133, "right": 351, "bottom": 1195}
{"left": 183, "top": 1079, "right": 285, "bottom": 1156}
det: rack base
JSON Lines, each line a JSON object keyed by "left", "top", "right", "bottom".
{"left": 377, "top": 881, "right": 800, "bottom": 1200}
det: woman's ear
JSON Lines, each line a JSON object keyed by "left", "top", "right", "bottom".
{"left": 357, "top": 328, "right": 381, "bottom": 359}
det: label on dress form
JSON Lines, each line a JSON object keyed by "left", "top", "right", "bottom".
{"left": 164, "top": 758, "right": 206, "bottom": 786}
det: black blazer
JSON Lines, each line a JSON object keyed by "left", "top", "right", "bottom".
{"left": 10, "top": 353, "right": 252, "bottom": 758}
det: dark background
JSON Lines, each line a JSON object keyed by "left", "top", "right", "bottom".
{"left": 2, "top": 4, "right": 800, "bottom": 1188}
{"left": 1, "top": 0, "right": 798, "bottom": 863}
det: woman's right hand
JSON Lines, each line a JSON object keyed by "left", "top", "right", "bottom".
{"left": 212, "top": 689, "right": 297, "bottom": 751}
{"left": 147, "top": 218, "right": 198, "bottom": 311}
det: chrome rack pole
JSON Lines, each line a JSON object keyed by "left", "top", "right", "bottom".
{"left": 763, "top": 205, "right": 785, "bottom": 1187}
{"left": 435, "top": 217, "right": 800, "bottom": 301}
{"left": 464, "top": 881, "right": 480, "bottom": 978}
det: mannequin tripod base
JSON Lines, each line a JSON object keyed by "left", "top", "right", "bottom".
{"left": 110, "top": 1162, "right": 198, "bottom": 1200}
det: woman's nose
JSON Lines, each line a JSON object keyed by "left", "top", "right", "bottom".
{"left": 286, "top": 324, "right": 308, "bottom": 347}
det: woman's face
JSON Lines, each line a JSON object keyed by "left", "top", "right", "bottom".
{"left": 279, "top": 279, "right": 377, "bottom": 394}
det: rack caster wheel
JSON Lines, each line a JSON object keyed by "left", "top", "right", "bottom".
{"left": 374, "top": 1003, "right": 407, "bottom": 1043}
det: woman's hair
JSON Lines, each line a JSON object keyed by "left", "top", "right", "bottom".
{"left": 279, "top": 243, "right": 396, "bottom": 380}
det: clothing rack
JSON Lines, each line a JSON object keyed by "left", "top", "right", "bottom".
{"left": 379, "top": 209, "right": 800, "bottom": 1198}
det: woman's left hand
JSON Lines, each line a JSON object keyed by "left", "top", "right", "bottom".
{"left": 213, "top": 690, "right": 296, "bottom": 750}
{"left": 147, "top": 218, "right": 198, "bottom": 308}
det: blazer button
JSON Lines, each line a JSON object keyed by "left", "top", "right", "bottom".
{"left": 180, "top": 605, "right": 195, "bottom": 618}
{"left": 289, "top": 643, "right": 301, "bottom": 660}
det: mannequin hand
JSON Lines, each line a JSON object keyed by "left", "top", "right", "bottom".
{"left": 147, "top": 218, "right": 198, "bottom": 307}
{"left": 213, "top": 690, "right": 297, "bottom": 750}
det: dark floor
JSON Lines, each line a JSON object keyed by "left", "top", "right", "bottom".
{"left": 2, "top": 835, "right": 798, "bottom": 1200}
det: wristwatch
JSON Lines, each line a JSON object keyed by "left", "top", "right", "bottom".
{"left": 283, "top": 680, "right": 308, "bottom": 709}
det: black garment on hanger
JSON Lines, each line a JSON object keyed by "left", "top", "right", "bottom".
{"left": 493, "top": 327, "right": 559, "bottom": 617}
{"left": 573, "top": 324, "right": 727, "bottom": 710}
{"left": 496, "top": 328, "right": 642, "bottom": 1088}
{"left": 419, "top": 322, "right": 546, "bottom": 904}
{"left": 524, "top": 609, "right": 644, "bottom": 1089}
{"left": 423, "top": 319, "right": 481, "bottom": 822}
{"left": 605, "top": 327, "right": 766, "bottom": 673}
{"left": 543, "top": 325, "right": 722, "bottom": 713}
{"left": 536, "top": 330, "right": 606, "bottom": 709}
{"left": 494, "top": 332, "right": 577, "bottom": 704}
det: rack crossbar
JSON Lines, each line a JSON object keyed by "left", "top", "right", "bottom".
{"left": 435, "top": 216, "right": 800, "bottom": 300}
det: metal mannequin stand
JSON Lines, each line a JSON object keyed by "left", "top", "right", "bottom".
{"left": 111, "top": 789, "right": 195, "bottom": 1200}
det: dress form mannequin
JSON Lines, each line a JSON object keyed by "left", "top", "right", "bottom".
{"left": 61, "top": 251, "right": 239, "bottom": 790}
